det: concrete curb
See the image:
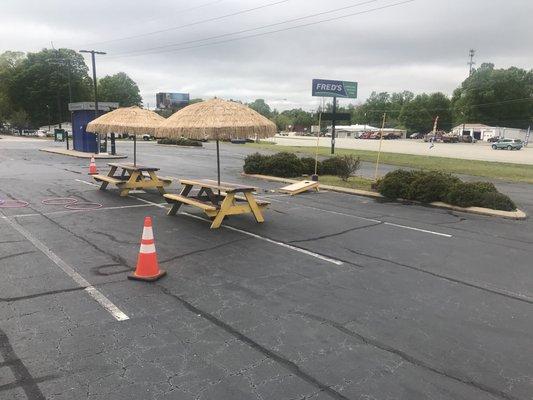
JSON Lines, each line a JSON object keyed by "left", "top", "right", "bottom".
{"left": 40, "top": 148, "right": 127, "bottom": 159}
{"left": 242, "top": 173, "right": 527, "bottom": 220}
{"left": 156, "top": 143, "right": 204, "bottom": 149}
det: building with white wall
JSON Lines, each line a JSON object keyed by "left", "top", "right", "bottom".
{"left": 451, "top": 124, "right": 529, "bottom": 141}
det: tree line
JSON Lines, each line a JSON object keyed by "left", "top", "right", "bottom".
{"left": 0, "top": 49, "right": 142, "bottom": 129}
{"left": 1, "top": 47, "right": 531, "bottom": 133}
{"left": 249, "top": 63, "right": 532, "bottom": 133}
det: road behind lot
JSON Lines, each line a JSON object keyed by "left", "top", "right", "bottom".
{"left": 272, "top": 136, "right": 533, "bottom": 165}
{"left": 1, "top": 138, "right": 532, "bottom": 400}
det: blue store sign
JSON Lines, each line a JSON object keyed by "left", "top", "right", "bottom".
{"left": 312, "top": 79, "right": 358, "bottom": 98}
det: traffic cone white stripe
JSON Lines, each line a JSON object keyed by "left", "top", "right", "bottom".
{"left": 141, "top": 226, "right": 154, "bottom": 241}
{"left": 140, "top": 243, "right": 156, "bottom": 254}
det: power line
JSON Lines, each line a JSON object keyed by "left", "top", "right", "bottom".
{"left": 80, "top": 0, "right": 227, "bottom": 47}
{"left": 107, "top": 0, "right": 412, "bottom": 59}
{"left": 86, "top": 0, "right": 291, "bottom": 47}
{"left": 109, "top": 0, "right": 380, "bottom": 57}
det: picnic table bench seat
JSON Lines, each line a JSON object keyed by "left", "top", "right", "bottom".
{"left": 92, "top": 174, "right": 126, "bottom": 185}
{"left": 164, "top": 179, "right": 270, "bottom": 228}
{"left": 93, "top": 163, "right": 171, "bottom": 197}
{"left": 163, "top": 193, "right": 218, "bottom": 212}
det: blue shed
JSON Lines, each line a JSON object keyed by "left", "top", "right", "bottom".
{"left": 68, "top": 102, "right": 119, "bottom": 153}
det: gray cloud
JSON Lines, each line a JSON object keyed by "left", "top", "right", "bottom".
{"left": 2, "top": 0, "right": 531, "bottom": 110}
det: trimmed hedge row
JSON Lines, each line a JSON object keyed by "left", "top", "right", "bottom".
{"left": 243, "top": 152, "right": 360, "bottom": 180}
{"left": 376, "top": 170, "right": 516, "bottom": 211}
{"left": 157, "top": 137, "right": 202, "bottom": 146}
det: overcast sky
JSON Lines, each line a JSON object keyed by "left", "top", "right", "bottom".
{"left": 2, "top": 0, "right": 532, "bottom": 110}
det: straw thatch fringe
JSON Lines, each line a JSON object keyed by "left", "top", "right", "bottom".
{"left": 86, "top": 106, "right": 165, "bottom": 135}
{"left": 156, "top": 98, "right": 276, "bottom": 140}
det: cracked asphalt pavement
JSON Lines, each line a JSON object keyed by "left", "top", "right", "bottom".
{"left": 0, "top": 137, "right": 532, "bottom": 399}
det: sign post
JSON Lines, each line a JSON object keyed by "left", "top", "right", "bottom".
{"left": 312, "top": 79, "right": 357, "bottom": 154}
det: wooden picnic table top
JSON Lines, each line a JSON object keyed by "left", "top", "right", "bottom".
{"left": 179, "top": 179, "right": 257, "bottom": 193}
{"left": 107, "top": 162, "right": 160, "bottom": 172}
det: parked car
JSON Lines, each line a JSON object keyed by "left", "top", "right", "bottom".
{"left": 491, "top": 138, "right": 523, "bottom": 150}
{"left": 128, "top": 134, "right": 153, "bottom": 141}
{"left": 460, "top": 135, "right": 474, "bottom": 143}
{"left": 487, "top": 136, "right": 500, "bottom": 143}
{"left": 409, "top": 132, "right": 424, "bottom": 139}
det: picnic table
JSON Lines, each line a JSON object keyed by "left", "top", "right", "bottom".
{"left": 164, "top": 179, "right": 270, "bottom": 229}
{"left": 92, "top": 162, "right": 172, "bottom": 197}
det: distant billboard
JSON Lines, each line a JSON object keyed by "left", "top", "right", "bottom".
{"left": 312, "top": 79, "right": 358, "bottom": 99}
{"left": 156, "top": 92, "right": 190, "bottom": 109}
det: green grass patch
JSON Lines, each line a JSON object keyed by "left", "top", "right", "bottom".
{"left": 246, "top": 142, "right": 533, "bottom": 184}
{"left": 315, "top": 175, "right": 374, "bottom": 191}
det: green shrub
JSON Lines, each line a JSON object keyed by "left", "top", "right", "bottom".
{"left": 301, "top": 157, "right": 319, "bottom": 175}
{"left": 337, "top": 155, "right": 361, "bottom": 181}
{"left": 479, "top": 192, "right": 516, "bottom": 211}
{"left": 243, "top": 152, "right": 269, "bottom": 174}
{"left": 157, "top": 137, "right": 202, "bottom": 146}
{"left": 447, "top": 181, "right": 498, "bottom": 208}
{"left": 407, "top": 171, "right": 461, "bottom": 203}
{"left": 263, "top": 152, "right": 303, "bottom": 178}
{"left": 319, "top": 157, "right": 343, "bottom": 175}
{"left": 376, "top": 170, "right": 416, "bottom": 199}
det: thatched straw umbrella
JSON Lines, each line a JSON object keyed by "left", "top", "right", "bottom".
{"left": 156, "top": 98, "right": 276, "bottom": 186}
{"left": 86, "top": 106, "right": 165, "bottom": 166}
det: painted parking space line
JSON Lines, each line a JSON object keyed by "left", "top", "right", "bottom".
{"left": 129, "top": 195, "right": 344, "bottom": 266}
{"left": 75, "top": 179, "right": 99, "bottom": 187}
{"left": 383, "top": 222, "right": 453, "bottom": 238}
{"left": 9, "top": 203, "right": 167, "bottom": 219}
{"left": 75, "top": 177, "right": 450, "bottom": 240}
{"left": 261, "top": 196, "right": 452, "bottom": 238}
{"left": 1, "top": 216, "right": 129, "bottom": 322}
{"left": 182, "top": 212, "right": 344, "bottom": 266}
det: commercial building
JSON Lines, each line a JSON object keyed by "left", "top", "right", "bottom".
{"left": 327, "top": 124, "right": 407, "bottom": 139}
{"left": 451, "top": 123, "right": 529, "bottom": 141}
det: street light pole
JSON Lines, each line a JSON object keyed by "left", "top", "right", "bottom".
{"left": 80, "top": 49, "right": 106, "bottom": 153}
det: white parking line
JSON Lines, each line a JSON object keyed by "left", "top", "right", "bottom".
{"left": 10, "top": 203, "right": 166, "bottom": 218}
{"left": 181, "top": 212, "right": 344, "bottom": 266}
{"left": 261, "top": 196, "right": 451, "bottom": 237}
{"left": 128, "top": 195, "right": 344, "bottom": 266}
{"left": 75, "top": 179, "right": 99, "bottom": 187}
{"left": 1, "top": 216, "right": 129, "bottom": 322}
{"left": 383, "top": 222, "right": 453, "bottom": 238}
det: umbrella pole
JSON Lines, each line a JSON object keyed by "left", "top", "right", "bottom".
{"left": 216, "top": 139, "right": 221, "bottom": 195}
{"left": 134, "top": 134, "right": 137, "bottom": 167}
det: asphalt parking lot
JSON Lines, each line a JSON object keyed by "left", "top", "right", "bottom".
{"left": 1, "top": 138, "right": 532, "bottom": 400}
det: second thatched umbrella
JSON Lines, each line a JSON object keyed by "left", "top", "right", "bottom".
{"left": 86, "top": 106, "right": 165, "bottom": 166}
{"left": 156, "top": 98, "right": 276, "bottom": 186}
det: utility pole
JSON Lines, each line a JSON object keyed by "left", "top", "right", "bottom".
{"left": 468, "top": 49, "right": 476, "bottom": 76}
{"left": 331, "top": 97, "right": 337, "bottom": 154}
{"left": 374, "top": 113, "right": 387, "bottom": 180}
{"left": 80, "top": 49, "right": 106, "bottom": 152}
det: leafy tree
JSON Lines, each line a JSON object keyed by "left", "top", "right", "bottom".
{"left": 6, "top": 48, "right": 92, "bottom": 127}
{"left": 0, "top": 51, "right": 24, "bottom": 124}
{"left": 98, "top": 72, "right": 142, "bottom": 107}
{"left": 452, "top": 63, "right": 533, "bottom": 129}
{"left": 248, "top": 99, "right": 272, "bottom": 118}
{"left": 189, "top": 98, "right": 203, "bottom": 104}
{"left": 399, "top": 92, "right": 452, "bottom": 133}
{"left": 9, "top": 109, "right": 30, "bottom": 130}
{"left": 273, "top": 113, "right": 291, "bottom": 131}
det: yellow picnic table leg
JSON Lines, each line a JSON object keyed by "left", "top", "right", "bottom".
{"left": 210, "top": 193, "right": 235, "bottom": 229}
{"left": 147, "top": 171, "right": 166, "bottom": 195}
{"left": 244, "top": 192, "right": 265, "bottom": 223}
{"left": 119, "top": 170, "right": 141, "bottom": 196}
{"left": 99, "top": 166, "right": 117, "bottom": 190}
{"left": 167, "top": 184, "right": 193, "bottom": 216}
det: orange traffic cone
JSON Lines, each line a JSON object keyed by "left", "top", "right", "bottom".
{"left": 88, "top": 156, "right": 98, "bottom": 175}
{"left": 128, "top": 217, "right": 166, "bottom": 282}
